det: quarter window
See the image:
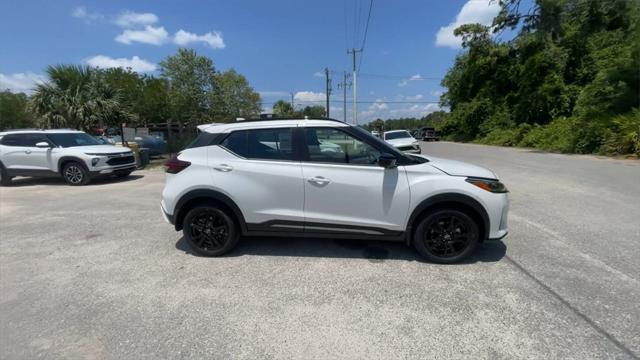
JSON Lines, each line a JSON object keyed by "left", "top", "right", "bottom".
{"left": 304, "top": 128, "right": 380, "bottom": 165}
{"left": 221, "top": 128, "right": 294, "bottom": 161}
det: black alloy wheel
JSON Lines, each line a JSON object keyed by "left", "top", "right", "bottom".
{"left": 413, "top": 209, "right": 479, "bottom": 263}
{"left": 183, "top": 206, "right": 239, "bottom": 256}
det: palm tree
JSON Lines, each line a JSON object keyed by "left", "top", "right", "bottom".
{"left": 30, "top": 65, "right": 134, "bottom": 130}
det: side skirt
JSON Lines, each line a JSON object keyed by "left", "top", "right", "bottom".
{"left": 245, "top": 220, "right": 406, "bottom": 242}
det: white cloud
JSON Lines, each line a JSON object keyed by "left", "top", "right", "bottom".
{"left": 398, "top": 73, "right": 423, "bottom": 87}
{"left": 430, "top": 89, "right": 443, "bottom": 97}
{"left": 389, "top": 103, "right": 441, "bottom": 118}
{"left": 85, "top": 55, "right": 157, "bottom": 72}
{"left": 173, "top": 29, "right": 225, "bottom": 49}
{"left": 313, "top": 71, "right": 324, "bottom": 78}
{"left": 294, "top": 91, "right": 325, "bottom": 103}
{"left": 114, "top": 11, "right": 158, "bottom": 28}
{"left": 406, "top": 94, "right": 423, "bottom": 101}
{"left": 0, "top": 72, "right": 46, "bottom": 94}
{"left": 115, "top": 25, "right": 169, "bottom": 45}
{"left": 435, "top": 0, "right": 500, "bottom": 49}
{"left": 71, "top": 6, "right": 104, "bottom": 23}
{"left": 369, "top": 100, "right": 388, "bottom": 111}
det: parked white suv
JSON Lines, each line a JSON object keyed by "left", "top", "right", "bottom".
{"left": 383, "top": 129, "right": 421, "bottom": 154}
{"left": 0, "top": 129, "right": 136, "bottom": 186}
{"left": 161, "top": 118, "right": 509, "bottom": 263}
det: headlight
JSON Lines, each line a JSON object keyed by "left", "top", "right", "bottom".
{"left": 84, "top": 153, "right": 109, "bottom": 156}
{"left": 466, "top": 178, "right": 508, "bottom": 193}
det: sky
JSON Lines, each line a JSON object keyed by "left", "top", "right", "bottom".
{"left": 0, "top": 0, "right": 502, "bottom": 124}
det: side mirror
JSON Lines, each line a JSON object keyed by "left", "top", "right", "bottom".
{"left": 378, "top": 153, "right": 397, "bottom": 168}
{"left": 35, "top": 142, "right": 51, "bottom": 148}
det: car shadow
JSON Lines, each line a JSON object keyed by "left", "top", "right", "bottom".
{"left": 175, "top": 236, "right": 506, "bottom": 264}
{"left": 6, "top": 174, "right": 145, "bottom": 187}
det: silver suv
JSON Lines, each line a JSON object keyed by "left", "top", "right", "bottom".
{"left": 0, "top": 129, "right": 135, "bottom": 186}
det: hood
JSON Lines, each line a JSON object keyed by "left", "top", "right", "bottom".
{"left": 425, "top": 156, "right": 497, "bottom": 179}
{"left": 386, "top": 137, "right": 417, "bottom": 147}
{"left": 67, "top": 145, "right": 132, "bottom": 154}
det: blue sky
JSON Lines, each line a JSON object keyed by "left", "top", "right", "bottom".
{"left": 0, "top": 0, "right": 501, "bottom": 123}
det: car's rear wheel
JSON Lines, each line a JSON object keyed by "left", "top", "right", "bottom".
{"left": 62, "top": 162, "right": 90, "bottom": 186}
{"left": 413, "top": 209, "right": 479, "bottom": 263}
{"left": 183, "top": 206, "right": 239, "bottom": 256}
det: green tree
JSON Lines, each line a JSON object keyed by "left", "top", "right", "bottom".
{"left": 296, "top": 105, "right": 326, "bottom": 118}
{"left": 210, "top": 69, "right": 261, "bottom": 122}
{"left": 272, "top": 100, "right": 294, "bottom": 116}
{"left": 29, "top": 65, "right": 133, "bottom": 130}
{"left": 0, "top": 91, "right": 35, "bottom": 130}
{"left": 159, "top": 48, "right": 216, "bottom": 124}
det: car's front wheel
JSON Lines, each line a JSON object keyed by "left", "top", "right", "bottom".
{"left": 413, "top": 209, "right": 479, "bottom": 263}
{"left": 183, "top": 206, "right": 239, "bottom": 256}
{"left": 62, "top": 162, "right": 90, "bottom": 186}
{"left": 0, "top": 165, "right": 12, "bottom": 186}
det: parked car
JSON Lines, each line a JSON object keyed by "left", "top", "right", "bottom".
{"left": 383, "top": 130, "right": 421, "bottom": 154}
{"left": 134, "top": 135, "right": 167, "bottom": 156}
{"left": 417, "top": 127, "right": 439, "bottom": 141}
{"left": 371, "top": 130, "right": 380, "bottom": 138}
{"left": 160, "top": 117, "right": 509, "bottom": 263}
{"left": 0, "top": 129, "right": 135, "bottom": 186}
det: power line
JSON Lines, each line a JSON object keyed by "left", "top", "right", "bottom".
{"left": 359, "top": 72, "right": 441, "bottom": 80}
{"left": 261, "top": 100, "right": 439, "bottom": 105}
{"left": 358, "top": 0, "right": 374, "bottom": 72}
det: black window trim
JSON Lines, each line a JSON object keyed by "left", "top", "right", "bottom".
{"left": 0, "top": 132, "right": 51, "bottom": 147}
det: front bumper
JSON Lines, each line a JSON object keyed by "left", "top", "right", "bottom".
{"left": 89, "top": 163, "right": 136, "bottom": 177}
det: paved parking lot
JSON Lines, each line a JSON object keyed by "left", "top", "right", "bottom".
{"left": 1, "top": 142, "right": 638, "bottom": 359}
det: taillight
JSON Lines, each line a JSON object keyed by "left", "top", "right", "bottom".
{"left": 164, "top": 156, "right": 191, "bottom": 174}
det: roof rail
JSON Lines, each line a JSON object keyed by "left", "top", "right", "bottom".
{"left": 234, "top": 116, "right": 346, "bottom": 124}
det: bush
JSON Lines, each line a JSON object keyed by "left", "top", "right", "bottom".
{"left": 518, "top": 117, "right": 577, "bottom": 153}
{"left": 477, "top": 123, "right": 532, "bottom": 146}
{"left": 603, "top": 109, "right": 640, "bottom": 156}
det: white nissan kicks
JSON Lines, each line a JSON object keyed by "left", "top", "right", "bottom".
{"left": 161, "top": 118, "right": 509, "bottom": 263}
{"left": 0, "top": 129, "right": 135, "bottom": 186}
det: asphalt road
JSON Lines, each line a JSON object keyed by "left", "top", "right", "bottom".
{"left": 0, "top": 142, "right": 638, "bottom": 359}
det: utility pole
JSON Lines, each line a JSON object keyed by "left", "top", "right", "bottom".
{"left": 347, "top": 48, "right": 362, "bottom": 125}
{"left": 337, "top": 71, "right": 351, "bottom": 123}
{"left": 290, "top": 92, "right": 295, "bottom": 113}
{"left": 324, "top": 68, "right": 332, "bottom": 118}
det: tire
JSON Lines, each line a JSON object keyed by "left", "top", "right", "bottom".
{"left": 413, "top": 209, "right": 479, "bottom": 263}
{"left": 115, "top": 171, "right": 133, "bottom": 178}
{"left": 183, "top": 205, "right": 239, "bottom": 257}
{"left": 62, "top": 161, "right": 90, "bottom": 186}
{"left": 0, "top": 165, "right": 11, "bottom": 186}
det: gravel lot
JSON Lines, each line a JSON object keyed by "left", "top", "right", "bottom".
{"left": 1, "top": 142, "right": 638, "bottom": 359}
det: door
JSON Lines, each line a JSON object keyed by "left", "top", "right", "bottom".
{"left": 211, "top": 127, "right": 305, "bottom": 232}
{"left": 301, "top": 127, "right": 411, "bottom": 235}
{"left": 0, "top": 133, "right": 53, "bottom": 171}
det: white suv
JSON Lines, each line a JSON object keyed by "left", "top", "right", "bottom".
{"left": 0, "top": 129, "right": 136, "bottom": 186}
{"left": 161, "top": 118, "right": 508, "bottom": 263}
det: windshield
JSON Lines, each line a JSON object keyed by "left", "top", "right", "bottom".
{"left": 385, "top": 131, "right": 413, "bottom": 140}
{"left": 47, "top": 133, "right": 102, "bottom": 147}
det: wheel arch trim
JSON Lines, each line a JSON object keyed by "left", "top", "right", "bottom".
{"left": 173, "top": 189, "right": 247, "bottom": 232}
{"left": 406, "top": 193, "right": 490, "bottom": 245}
{"left": 57, "top": 156, "right": 88, "bottom": 173}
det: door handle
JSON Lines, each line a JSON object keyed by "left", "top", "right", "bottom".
{"left": 307, "top": 176, "right": 330, "bottom": 186}
{"left": 213, "top": 164, "right": 233, "bottom": 172}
